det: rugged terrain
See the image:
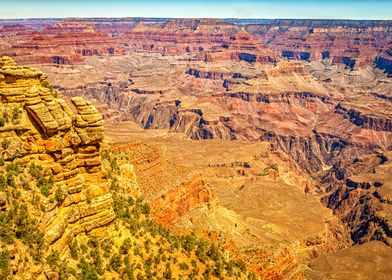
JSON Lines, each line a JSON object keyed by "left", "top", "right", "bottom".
{"left": 0, "top": 57, "right": 253, "bottom": 279}
{"left": 1, "top": 17, "right": 392, "bottom": 279}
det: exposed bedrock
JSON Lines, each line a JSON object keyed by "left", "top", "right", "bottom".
{"left": 186, "top": 68, "right": 258, "bottom": 80}
{"left": 219, "top": 90, "right": 334, "bottom": 104}
{"left": 245, "top": 20, "right": 392, "bottom": 68}
{"left": 319, "top": 153, "right": 392, "bottom": 246}
{"left": 0, "top": 56, "right": 116, "bottom": 257}
{"left": 110, "top": 143, "right": 213, "bottom": 227}
{"left": 335, "top": 103, "right": 392, "bottom": 132}
{"left": 375, "top": 56, "right": 392, "bottom": 76}
{"left": 61, "top": 84, "right": 378, "bottom": 174}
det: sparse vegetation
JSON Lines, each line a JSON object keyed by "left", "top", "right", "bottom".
{"left": 38, "top": 176, "right": 53, "bottom": 196}
{"left": 1, "top": 139, "right": 10, "bottom": 150}
{"left": 55, "top": 186, "right": 64, "bottom": 202}
{"left": 11, "top": 107, "right": 21, "bottom": 124}
{"left": 0, "top": 139, "right": 253, "bottom": 279}
{"left": 0, "top": 250, "right": 10, "bottom": 280}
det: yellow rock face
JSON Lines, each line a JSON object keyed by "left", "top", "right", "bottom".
{"left": 0, "top": 56, "right": 115, "bottom": 254}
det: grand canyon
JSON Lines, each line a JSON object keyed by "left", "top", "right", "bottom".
{"left": 0, "top": 13, "right": 391, "bottom": 280}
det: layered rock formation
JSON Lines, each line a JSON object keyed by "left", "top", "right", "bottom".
{"left": 245, "top": 19, "right": 392, "bottom": 68}
{"left": 0, "top": 56, "right": 113, "bottom": 255}
{"left": 319, "top": 151, "right": 392, "bottom": 246}
{"left": 123, "top": 18, "right": 239, "bottom": 54}
{"left": 69, "top": 55, "right": 391, "bottom": 259}
{"left": 2, "top": 18, "right": 390, "bottom": 69}
{"left": 110, "top": 142, "right": 213, "bottom": 226}
{"left": 0, "top": 20, "right": 125, "bottom": 65}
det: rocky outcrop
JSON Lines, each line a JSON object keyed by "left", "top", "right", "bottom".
{"left": 319, "top": 152, "right": 392, "bottom": 246}
{"left": 0, "top": 56, "right": 114, "bottom": 255}
{"left": 335, "top": 103, "right": 392, "bottom": 132}
{"left": 186, "top": 67, "right": 262, "bottom": 80}
{"left": 375, "top": 55, "right": 392, "bottom": 76}
{"left": 0, "top": 56, "right": 253, "bottom": 280}
{"left": 110, "top": 143, "right": 213, "bottom": 226}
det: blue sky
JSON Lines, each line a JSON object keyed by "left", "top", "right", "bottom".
{"left": 0, "top": 0, "right": 391, "bottom": 20}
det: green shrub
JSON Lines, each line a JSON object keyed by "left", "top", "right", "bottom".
{"left": 207, "top": 244, "right": 221, "bottom": 262}
{"left": 182, "top": 234, "right": 196, "bottom": 252}
{"left": 11, "top": 107, "right": 21, "bottom": 123}
{"left": 78, "top": 258, "right": 100, "bottom": 280}
{"left": 0, "top": 250, "right": 10, "bottom": 280}
{"left": 47, "top": 250, "right": 60, "bottom": 268}
{"left": 0, "top": 218, "right": 15, "bottom": 244}
{"left": 90, "top": 248, "right": 103, "bottom": 275}
{"left": 109, "top": 253, "right": 122, "bottom": 272}
{"left": 88, "top": 237, "right": 99, "bottom": 248}
{"left": 196, "top": 240, "right": 209, "bottom": 262}
{"left": 179, "top": 262, "right": 189, "bottom": 270}
{"left": 14, "top": 204, "right": 44, "bottom": 250}
{"left": 59, "top": 261, "right": 71, "bottom": 280}
{"left": 119, "top": 238, "right": 131, "bottom": 254}
{"left": 0, "top": 175, "right": 6, "bottom": 191}
{"left": 38, "top": 176, "right": 53, "bottom": 197}
{"left": 124, "top": 256, "right": 134, "bottom": 280}
{"left": 29, "top": 163, "right": 43, "bottom": 178}
{"left": 1, "top": 140, "right": 9, "bottom": 150}
{"left": 55, "top": 186, "right": 64, "bottom": 202}
{"left": 69, "top": 239, "right": 79, "bottom": 260}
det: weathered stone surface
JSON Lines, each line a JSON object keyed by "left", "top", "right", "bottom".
{"left": 0, "top": 56, "right": 115, "bottom": 258}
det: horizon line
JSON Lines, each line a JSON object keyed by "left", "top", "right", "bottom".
{"left": 1, "top": 16, "right": 391, "bottom": 21}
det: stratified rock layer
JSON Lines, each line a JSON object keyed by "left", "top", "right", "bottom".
{"left": 0, "top": 56, "right": 113, "bottom": 255}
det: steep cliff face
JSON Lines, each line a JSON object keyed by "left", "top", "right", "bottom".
{"left": 58, "top": 60, "right": 389, "bottom": 177}
{"left": 0, "top": 55, "right": 114, "bottom": 251}
{"left": 335, "top": 103, "right": 392, "bottom": 132}
{"left": 319, "top": 152, "right": 392, "bottom": 246}
{"left": 110, "top": 143, "right": 213, "bottom": 227}
{"left": 375, "top": 55, "right": 392, "bottom": 76}
{"left": 0, "top": 56, "right": 115, "bottom": 277}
